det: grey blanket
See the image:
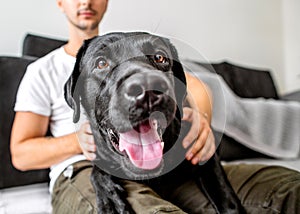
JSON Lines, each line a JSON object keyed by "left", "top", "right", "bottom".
{"left": 183, "top": 60, "right": 300, "bottom": 159}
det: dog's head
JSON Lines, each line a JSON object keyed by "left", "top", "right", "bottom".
{"left": 65, "top": 32, "right": 187, "bottom": 179}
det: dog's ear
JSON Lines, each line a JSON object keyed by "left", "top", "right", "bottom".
{"left": 64, "top": 37, "right": 96, "bottom": 123}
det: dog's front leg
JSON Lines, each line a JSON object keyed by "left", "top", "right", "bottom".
{"left": 195, "top": 154, "right": 246, "bottom": 214}
{"left": 90, "top": 166, "right": 134, "bottom": 214}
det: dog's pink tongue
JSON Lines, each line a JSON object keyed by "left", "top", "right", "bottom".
{"left": 119, "top": 121, "right": 163, "bottom": 170}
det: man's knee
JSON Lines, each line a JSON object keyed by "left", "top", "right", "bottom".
{"left": 262, "top": 167, "right": 300, "bottom": 213}
{"left": 224, "top": 164, "right": 300, "bottom": 213}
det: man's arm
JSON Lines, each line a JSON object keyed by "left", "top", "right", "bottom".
{"left": 182, "top": 72, "right": 215, "bottom": 164}
{"left": 10, "top": 111, "right": 82, "bottom": 171}
{"left": 185, "top": 72, "right": 213, "bottom": 122}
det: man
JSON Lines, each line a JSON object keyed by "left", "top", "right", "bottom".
{"left": 10, "top": 0, "right": 215, "bottom": 213}
{"left": 11, "top": 0, "right": 300, "bottom": 213}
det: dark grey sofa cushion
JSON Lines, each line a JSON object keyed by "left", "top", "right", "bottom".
{"left": 22, "top": 33, "right": 67, "bottom": 58}
{"left": 197, "top": 61, "right": 279, "bottom": 99}
{"left": 0, "top": 56, "right": 50, "bottom": 189}
{"left": 190, "top": 61, "right": 279, "bottom": 161}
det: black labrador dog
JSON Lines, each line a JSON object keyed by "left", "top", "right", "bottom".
{"left": 65, "top": 32, "right": 245, "bottom": 214}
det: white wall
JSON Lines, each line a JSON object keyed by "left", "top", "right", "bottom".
{"left": 282, "top": 0, "right": 300, "bottom": 93}
{"left": 1, "top": 0, "right": 67, "bottom": 55}
{"left": 1, "top": 0, "right": 299, "bottom": 93}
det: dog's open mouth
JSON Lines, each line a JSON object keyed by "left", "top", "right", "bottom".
{"left": 108, "top": 119, "right": 164, "bottom": 170}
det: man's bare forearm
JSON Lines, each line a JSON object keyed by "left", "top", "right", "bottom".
{"left": 11, "top": 133, "right": 81, "bottom": 171}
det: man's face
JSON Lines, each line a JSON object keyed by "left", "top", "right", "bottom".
{"left": 57, "top": 0, "right": 108, "bottom": 32}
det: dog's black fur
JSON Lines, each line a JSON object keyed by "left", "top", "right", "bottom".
{"left": 65, "top": 32, "right": 245, "bottom": 214}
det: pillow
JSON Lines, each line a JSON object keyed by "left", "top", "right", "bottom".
{"left": 195, "top": 61, "right": 279, "bottom": 99}
{"left": 210, "top": 61, "right": 278, "bottom": 160}
{"left": 0, "top": 56, "right": 50, "bottom": 189}
{"left": 22, "top": 33, "right": 67, "bottom": 58}
{"left": 211, "top": 61, "right": 279, "bottom": 99}
{"left": 190, "top": 60, "right": 278, "bottom": 160}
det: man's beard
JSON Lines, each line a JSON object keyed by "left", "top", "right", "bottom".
{"left": 68, "top": 17, "right": 99, "bottom": 31}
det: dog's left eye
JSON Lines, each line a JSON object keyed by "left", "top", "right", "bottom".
{"left": 154, "top": 54, "right": 167, "bottom": 64}
{"left": 97, "top": 57, "right": 109, "bottom": 69}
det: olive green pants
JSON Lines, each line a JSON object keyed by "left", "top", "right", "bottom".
{"left": 51, "top": 161, "right": 300, "bottom": 214}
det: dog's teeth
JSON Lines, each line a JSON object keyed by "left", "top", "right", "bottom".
{"left": 161, "top": 142, "right": 164, "bottom": 149}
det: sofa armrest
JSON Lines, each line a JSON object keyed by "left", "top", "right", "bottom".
{"left": 281, "top": 90, "right": 300, "bottom": 102}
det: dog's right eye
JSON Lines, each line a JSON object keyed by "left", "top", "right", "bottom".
{"left": 97, "top": 57, "right": 109, "bottom": 69}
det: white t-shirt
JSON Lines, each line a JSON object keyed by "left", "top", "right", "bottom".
{"left": 14, "top": 47, "right": 86, "bottom": 193}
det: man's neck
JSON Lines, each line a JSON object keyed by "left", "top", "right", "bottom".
{"left": 64, "top": 28, "right": 99, "bottom": 57}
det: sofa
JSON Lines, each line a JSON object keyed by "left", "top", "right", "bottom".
{"left": 0, "top": 33, "right": 299, "bottom": 213}
{"left": 0, "top": 34, "right": 66, "bottom": 213}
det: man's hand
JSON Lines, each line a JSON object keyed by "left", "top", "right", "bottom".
{"left": 77, "top": 121, "right": 96, "bottom": 160}
{"left": 182, "top": 107, "right": 216, "bottom": 165}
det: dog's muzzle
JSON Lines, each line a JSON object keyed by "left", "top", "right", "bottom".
{"left": 110, "top": 71, "right": 176, "bottom": 170}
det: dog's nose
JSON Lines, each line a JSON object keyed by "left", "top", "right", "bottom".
{"left": 124, "top": 72, "right": 169, "bottom": 109}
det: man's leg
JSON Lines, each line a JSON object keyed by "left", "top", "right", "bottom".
{"left": 51, "top": 160, "right": 186, "bottom": 214}
{"left": 121, "top": 180, "right": 187, "bottom": 214}
{"left": 168, "top": 164, "right": 300, "bottom": 214}
{"left": 225, "top": 164, "right": 300, "bottom": 214}
{"left": 51, "top": 161, "right": 97, "bottom": 214}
